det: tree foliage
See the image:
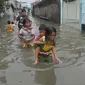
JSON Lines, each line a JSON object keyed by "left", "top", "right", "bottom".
{"left": 0, "top": 0, "right": 9, "bottom": 13}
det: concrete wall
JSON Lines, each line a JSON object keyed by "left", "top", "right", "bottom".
{"left": 33, "top": 0, "right": 80, "bottom": 25}
{"left": 34, "top": 3, "right": 60, "bottom": 24}
{"left": 62, "top": 0, "right": 80, "bottom": 23}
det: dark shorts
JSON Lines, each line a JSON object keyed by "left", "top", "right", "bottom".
{"left": 38, "top": 55, "right": 52, "bottom": 63}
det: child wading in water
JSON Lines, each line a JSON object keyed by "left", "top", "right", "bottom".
{"left": 19, "top": 19, "right": 35, "bottom": 48}
{"left": 6, "top": 21, "right": 13, "bottom": 32}
{"left": 34, "top": 24, "right": 47, "bottom": 64}
{"left": 34, "top": 26, "right": 61, "bottom": 64}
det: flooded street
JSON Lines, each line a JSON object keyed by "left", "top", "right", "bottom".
{"left": 0, "top": 15, "right": 85, "bottom": 85}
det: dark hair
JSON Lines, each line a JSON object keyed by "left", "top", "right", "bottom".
{"left": 23, "top": 18, "right": 32, "bottom": 25}
{"left": 39, "top": 24, "right": 46, "bottom": 31}
{"left": 45, "top": 26, "right": 56, "bottom": 45}
{"left": 22, "top": 9, "right": 26, "bottom": 12}
{"left": 52, "top": 27, "right": 56, "bottom": 35}
{"left": 46, "top": 26, "right": 56, "bottom": 36}
{"left": 11, "top": 21, "right": 14, "bottom": 24}
{"left": 7, "top": 21, "right": 10, "bottom": 24}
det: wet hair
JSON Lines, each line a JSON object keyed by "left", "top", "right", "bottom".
{"left": 22, "top": 9, "right": 26, "bottom": 12}
{"left": 23, "top": 18, "right": 32, "bottom": 26}
{"left": 52, "top": 27, "right": 56, "bottom": 35}
{"left": 39, "top": 24, "right": 46, "bottom": 31}
{"left": 46, "top": 26, "right": 56, "bottom": 36}
{"left": 45, "top": 26, "right": 56, "bottom": 45}
{"left": 7, "top": 21, "right": 10, "bottom": 24}
{"left": 11, "top": 21, "right": 14, "bottom": 24}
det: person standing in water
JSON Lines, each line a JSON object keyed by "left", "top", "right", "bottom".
{"left": 34, "top": 24, "right": 47, "bottom": 64}
{"left": 34, "top": 26, "right": 61, "bottom": 64}
{"left": 17, "top": 9, "right": 27, "bottom": 32}
{"left": 18, "top": 19, "right": 35, "bottom": 48}
{"left": 5, "top": 21, "right": 13, "bottom": 32}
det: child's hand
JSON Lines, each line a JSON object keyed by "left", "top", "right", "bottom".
{"left": 29, "top": 27, "right": 32, "bottom": 29}
{"left": 34, "top": 59, "right": 38, "bottom": 65}
{"left": 53, "top": 59, "right": 60, "bottom": 64}
{"left": 44, "top": 41, "right": 46, "bottom": 44}
{"left": 53, "top": 58, "right": 62, "bottom": 64}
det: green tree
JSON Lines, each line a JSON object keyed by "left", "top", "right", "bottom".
{"left": 0, "top": 0, "right": 9, "bottom": 13}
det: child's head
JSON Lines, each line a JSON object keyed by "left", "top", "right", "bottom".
{"left": 51, "top": 27, "right": 56, "bottom": 36}
{"left": 11, "top": 21, "right": 14, "bottom": 24}
{"left": 39, "top": 24, "right": 46, "bottom": 37}
{"left": 23, "top": 18, "right": 32, "bottom": 27}
{"left": 46, "top": 26, "right": 56, "bottom": 41}
{"left": 7, "top": 21, "right": 10, "bottom": 24}
{"left": 22, "top": 9, "right": 26, "bottom": 16}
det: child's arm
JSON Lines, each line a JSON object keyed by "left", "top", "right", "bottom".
{"left": 34, "top": 40, "right": 45, "bottom": 44}
{"left": 18, "top": 34, "right": 24, "bottom": 39}
{"left": 18, "top": 29, "right": 24, "bottom": 39}
{"left": 27, "top": 29, "right": 31, "bottom": 33}
{"left": 29, "top": 27, "right": 32, "bottom": 29}
{"left": 34, "top": 36, "right": 45, "bottom": 44}
{"left": 34, "top": 47, "right": 40, "bottom": 65}
{"left": 52, "top": 46, "right": 62, "bottom": 64}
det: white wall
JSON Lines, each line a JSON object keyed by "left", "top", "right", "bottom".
{"left": 62, "top": 0, "right": 80, "bottom": 23}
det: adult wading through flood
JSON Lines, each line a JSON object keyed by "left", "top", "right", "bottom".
{"left": 32, "top": 26, "right": 62, "bottom": 71}
{"left": 17, "top": 9, "right": 27, "bottom": 33}
{"left": 18, "top": 18, "right": 35, "bottom": 48}
{"left": 17, "top": 9, "right": 35, "bottom": 48}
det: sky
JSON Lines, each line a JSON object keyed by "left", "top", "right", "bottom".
{"left": 17, "top": 0, "right": 35, "bottom": 7}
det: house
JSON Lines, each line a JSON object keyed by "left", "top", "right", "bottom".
{"left": 31, "top": 0, "right": 80, "bottom": 29}
{"left": 62, "top": 0, "right": 80, "bottom": 23}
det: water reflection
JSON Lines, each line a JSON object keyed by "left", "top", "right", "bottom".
{"left": 34, "top": 68, "right": 56, "bottom": 85}
{"left": 0, "top": 71, "right": 7, "bottom": 84}
{"left": 0, "top": 76, "right": 7, "bottom": 84}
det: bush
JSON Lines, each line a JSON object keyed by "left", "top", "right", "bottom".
{"left": 0, "top": 0, "right": 9, "bottom": 13}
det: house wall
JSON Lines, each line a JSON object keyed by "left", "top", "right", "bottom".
{"left": 62, "top": 0, "right": 80, "bottom": 23}
{"left": 33, "top": 0, "right": 60, "bottom": 24}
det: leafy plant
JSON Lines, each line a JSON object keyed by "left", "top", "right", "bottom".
{"left": 0, "top": 0, "right": 9, "bottom": 13}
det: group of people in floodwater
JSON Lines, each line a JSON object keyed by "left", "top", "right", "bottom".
{"left": 5, "top": 8, "right": 61, "bottom": 65}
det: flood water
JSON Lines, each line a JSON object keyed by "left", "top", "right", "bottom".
{"left": 0, "top": 14, "right": 85, "bottom": 85}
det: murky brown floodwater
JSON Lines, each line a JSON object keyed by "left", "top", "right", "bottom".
{"left": 0, "top": 14, "right": 85, "bottom": 85}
